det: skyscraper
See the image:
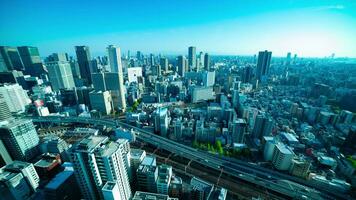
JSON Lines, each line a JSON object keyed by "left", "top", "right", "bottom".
{"left": 0, "top": 46, "right": 24, "bottom": 71}
{"left": 68, "top": 136, "right": 132, "bottom": 200}
{"left": 17, "top": 46, "right": 45, "bottom": 77}
{"left": 153, "top": 107, "right": 169, "bottom": 137}
{"left": 256, "top": 50, "right": 272, "bottom": 81}
{"left": 160, "top": 57, "right": 169, "bottom": 72}
{"left": 231, "top": 118, "right": 247, "bottom": 144}
{"left": 198, "top": 51, "right": 204, "bottom": 71}
{"left": 0, "top": 94, "right": 12, "bottom": 121}
{"left": 75, "top": 46, "right": 92, "bottom": 85}
{"left": 177, "top": 56, "right": 186, "bottom": 77}
{"left": 46, "top": 60, "right": 75, "bottom": 91}
{"left": 0, "top": 119, "right": 40, "bottom": 161}
{"left": 107, "top": 45, "right": 126, "bottom": 111}
{"left": 204, "top": 53, "right": 210, "bottom": 71}
{"left": 0, "top": 83, "right": 31, "bottom": 113}
{"left": 188, "top": 46, "right": 196, "bottom": 71}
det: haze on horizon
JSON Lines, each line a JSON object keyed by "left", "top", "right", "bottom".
{"left": 1, "top": 0, "right": 356, "bottom": 58}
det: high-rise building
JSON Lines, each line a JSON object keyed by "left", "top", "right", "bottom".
{"left": 177, "top": 56, "right": 186, "bottom": 77}
{"left": 198, "top": 52, "right": 204, "bottom": 71}
{"left": 231, "top": 118, "right": 247, "bottom": 144}
{"left": 17, "top": 46, "right": 45, "bottom": 77}
{"left": 137, "top": 155, "right": 158, "bottom": 193}
{"left": 0, "top": 46, "right": 24, "bottom": 71}
{"left": 242, "top": 66, "right": 253, "bottom": 83}
{"left": 272, "top": 144, "right": 294, "bottom": 171}
{"left": 89, "top": 91, "right": 112, "bottom": 115}
{"left": 286, "top": 52, "right": 292, "bottom": 66}
{"left": 68, "top": 136, "right": 132, "bottom": 200}
{"left": 252, "top": 115, "right": 273, "bottom": 140}
{"left": 75, "top": 46, "right": 92, "bottom": 85}
{"left": 256, "top": 50, "right": 272, "bottom": 81}
{"left": 0, "top": 161, "right": 40, "bottom": 200}
{"left": 153, "top": 107, "right": 169, "bottom": 137}
{"left": 127, "top": 67, "right": 143, "bottom": 83}
{"left": 102, "top": 181, "right": 121, "bottom": 200}
{"left": 188, "top": 46, "right": 196, "bottom": 71}
{"left": 0, "top": 119, "right": 40, "bottom": 161}
{"left": 0, "top": 83, "right": 31, "bottom": 113}
{"left": 0, "top": 94, "right": 12, "bottom": 121}
{"left": 107, "top": 45, "right": 126, "bottom": 111}
{"left": 157, "top": 164, "right": 173, "bottom": 195}
{"left": 149, "top": 54, "right": 155, "bottom": 66}
{"left": 160, "top": 57, "right": 169, "bottom": 72}
{"left": 204, "top": 53, "right": 210, "bottom": 71}
{"left": 46, "top": 60, "right": 75, "bottom": 91}
{"left": 91, "top": 72, "right": 106, "bottom": 91}
{"left": 105, "top": 72, "right": 126, "bottom": 111}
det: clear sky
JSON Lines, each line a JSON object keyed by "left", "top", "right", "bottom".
{"left": 1, "top": 0, "right": 356, "bottom": 57}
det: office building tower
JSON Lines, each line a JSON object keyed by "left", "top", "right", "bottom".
{"left": 105, "top": 72, "right": 126, "bottom": 111}
{"left": 46, "top": 53, "right": 68, "bottom": 62}
{"left": 107, "top": 45, "right": 126, "bottom": 110}
{"left": 0, "top": 139, "right": 12, "bottom": 167}
{"left": 252, "top": 115, "right": 273, "bottom": 140}
{"left": 177, "top": 56, "right": 186, "bottom": 77}
{"left": 17, "top": 46, "right": 45, "bottom": 77}
{"left": 0, "top": 53, "right": 7, "bottom": 72}
{"left": 0, "top": 83, "right": 31, "bottom": 113}
{"left": 286, "top": 52, "right": 292, "bottom": 66}
{"left": 153, "top": 64, "right": 161, "bottom": 77}
{"left": 153, "top": 107, "right": 169, "bottom": 137}
{"left": 242, "top": 66, "right": 253, "bottom": 83}
{"left": 68, "top": 136, "right": 132, "bottom": 200}
{"left": 173, "top": 119, "right": 183, "bottom": 140}
{"left": 136, "top": 51, "right": 143, "bottom": 61}
{"left": 130, "top": 149, "right": 146, "bottom": 189}
{"left": 0, "top": 94, "right": 12, "bottom": 121}
{"left": 127, "top": 67, "right": 143, "bottom": 83}
{"left": 160, "top": 57, "right": 169, "bottom": 72}
{"left": 149, "top": 54, "right": 155, "bottom": 66}
{"left": 198, "top": 52, "right": 204, "bottom": 71}
{"left": 102, "top": 181, "right": 121, "bottom": 200}
{"left": 89, "top": 91, "right": 112, "bottom": 115}
{"left": 256, "top": 50, "right": 272, "bottom": 81}
{"left": 188, "top": 46, "right": 196, "bottom": 71}
{"left": 46, "top": 60, "right": 75, "bottom": 91}
{"left": 92, "top": 72, "right": 106, "bottom": 91}
{"left": 203, "top": 71, "right": 215, "bottom": 87}
{"left": 0, "top": 161, "right": 40, "bottom": 200}
{"left": 0, "top": 46, "right": 24, "bottom": 71}
{"left": 0, "top": 119, "right": 40, "bottom": 161}
{"left": 137, "top": 155, "right": 158, "bottom": 193}
{"left": 204, "top": 53, "right": 210, "bottom": 71}
{"left": 157, "top": 164, "right": 173, "bottom": 195}
{"left": 272, "top": 144, "right": 294, "bottom": 171}
{"left": 231, "top": 118, "right": 247, "bottom": 144}
{"left": 75, "top": 46, "right": 92, "bottom": 85}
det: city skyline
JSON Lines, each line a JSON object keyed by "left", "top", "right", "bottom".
{"left": 1, "top": 0, "right": 356, "bottom": 57}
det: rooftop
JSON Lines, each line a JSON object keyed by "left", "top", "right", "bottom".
{"left": 45, "top": 170, "right": 74, "bottom": 190}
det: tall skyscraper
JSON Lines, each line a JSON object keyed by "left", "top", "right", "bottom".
{"left": 160, "top": 57, "right": 169, "bottom": 72}
{"left": 231, "top": 119, "right": 247, "bottom": 144}
{"left": 252, "top": 115, "right": 273, "bottom": 140}
{"left": 256, "top": 50, "right": 272, "bottom": 81}
{"left": 68, "top": 136, "right": 132, "bottom": 200}
{"left": 107, "top": 45, "right": 126, "bottom": 111}
{"left": 188, "top": 46, "right": 196, "bottom": 71}
{"left": 75, "top": 46, "right": 92, "bottom": 85}
{"left": 149, "top": 54, "right": 155, "bottom": 66}
{"left": 17, "top": 46, "right": 45, "bottom": 77}
{"left": 0, "top": 94, "right": 12, "bottom": 121}
{"left": 89, "top": 90, "right": 112, "bottom": 115}
{"left": 198, "top": 51, "right": 204, "bottom": 71}
{"left": 0, "top": 83, "right": 31, "bottom": 113}
{"left": 0, "top": 46, "right": 24, "bottom": 71}
{"left": 46, "top": 59, "right": 75, "bottom": 91}
{"left": 153, "top": 107, "right": 169, "bottom": 137}
{"left": 0, "top": 119, "right": 40, "bottom": 161}
{"left": 204, "top": 53, "right": 210, "bottom": 71}
{"left": 177, "top": 56, "right": 186, "bottom": 77}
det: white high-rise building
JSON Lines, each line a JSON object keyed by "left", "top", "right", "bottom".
{"left": 107, "top": 45, "right": 126, "bottom": 111}
{"left": 272, "top": 144, "right": 294, "bottom": 171}
{"left": 0, "top": 83, "right": 31, "bottom": 113}
{"left": 46, "top": 61, "right": 75, "bottom": 91}
{"left": 0, "top": 119, "right": 39, "bottom": 161}
{"left": 89, "top": 90, "right": 112, "bottom": 115}
{"left": 68, "top": 136, "right": 132, "bottom": 200}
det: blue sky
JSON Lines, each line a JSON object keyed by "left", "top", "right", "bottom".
{"left": 1, "top": 0, "right": 356, "bottom": 57}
